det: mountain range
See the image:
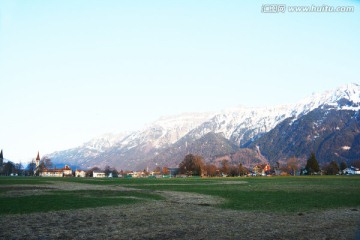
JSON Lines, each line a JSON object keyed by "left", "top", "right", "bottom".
{"left": 49, "top": 83, "right": 360, "bottom": 170}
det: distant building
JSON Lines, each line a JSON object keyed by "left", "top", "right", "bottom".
{"left": 62, "top": 165, "right": 73, "bottom": 176}
{"left": 34, "top": 151, "right": 41, "bottom": 175}
{"left": 343, "top": 166, "right": 360, "bottom": 175}
{"left": 75, "top": 170, "right": 86, "bottom": 177}
{"left": 40, "top": 165, "right": 72, "bottom": 177}
{"left": 93, "top": 171, "right": 106, "bottom": 178}
{"left": 253, "top": 164, "right": 271, "bottom": 176}
{"left": 40, "top": 169, "right": 64, "bottom": 177}
{"left": 168, "top": 167, "right": 180, "bottom": 177}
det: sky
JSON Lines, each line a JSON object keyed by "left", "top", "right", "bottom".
{"left": 0, "top": 0, "right": 359, "bottom": 164}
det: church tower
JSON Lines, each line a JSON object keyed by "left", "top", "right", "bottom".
{"left": 36, "top": 151, "right": 40, "bottom": 168}
{"left": 0, "top": 149, "right": 3, "bottom": 167}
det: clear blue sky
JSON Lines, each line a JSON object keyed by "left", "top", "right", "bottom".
{"left": 0, "top": 0, "right": 359, "bottom": 163}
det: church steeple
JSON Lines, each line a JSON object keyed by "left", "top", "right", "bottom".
{"left": 0, "top": 149, "right": 3, "bottom": 167}
{"left": 36, "top": 151, "right": 40, "bottom": 168}
{"left": 0, "top": 149, "right": 3, "bottom": 166}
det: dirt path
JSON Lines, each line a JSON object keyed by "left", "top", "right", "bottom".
{"left": 1, "top": 182, "right": 359, "bottom": 239}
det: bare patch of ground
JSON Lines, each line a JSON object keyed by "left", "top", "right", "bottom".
{"left": 158, "top": 190, "right": 224, "bottom": 206}
{"left": 217, "top": 180, "right": 248, "bottom": 185}
{"left": 1, "top": 202, "right": 359, "bottom": 239}
{"left": 0, "top": 185, "right": 54, "bottom": 197}
{"left": 1, "top": 182, "right": 359, "bottom": 239}
{"left": 1, "top": 182, "right": 134, "bottom": 197}
{"left": 127, "top": 180, "right": 248, "bottom": 187}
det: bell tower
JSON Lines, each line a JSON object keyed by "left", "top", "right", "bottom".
{"left": 36, "top": 151, "right": 40, "bottom": 168}
{"left": 0, "top": 149, "right": 3, "bottom": 167}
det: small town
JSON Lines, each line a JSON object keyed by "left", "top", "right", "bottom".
{"left": 1, "top": 150, "right": 359, "bottom": 178}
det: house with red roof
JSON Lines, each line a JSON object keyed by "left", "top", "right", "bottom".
{"left": 40, "top": 165, "right": 73, "bottom": 177}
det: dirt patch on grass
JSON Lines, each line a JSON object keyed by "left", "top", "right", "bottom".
{"left": 128, "top": 181, "right": 248, "bottom": 187}
{"left": 217, "top": 180, "right": 248, "bottom": 185}
{"left": 1, "top": 202, "right": 359, "bottom": 239}
{"left": 1, "top": 181, "right": 359, "bottom": 239}
{"left": 0, "top": 185, "right": 55, "bottom": 197}
{"left": 45, "top": 181, "right": 133, "bottom": 191}
{"left": 158, "top": 190, "right": 224, "bottom": 206}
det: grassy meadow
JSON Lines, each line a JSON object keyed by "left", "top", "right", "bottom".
{"left": 0, "top": 176, "right": 359, "bottom": 215}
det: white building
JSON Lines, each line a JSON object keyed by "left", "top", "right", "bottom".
{"left": 93, "top": 171, "right": 106, "bottom": 178}
{"left": 75, "top": 170, "right": 86, "bottom": 177}
{"left": 39, "top": 165, "right": 72, "bottom": 177}
{"left": 343, "top": 166, "right": 360, "bottom": 175}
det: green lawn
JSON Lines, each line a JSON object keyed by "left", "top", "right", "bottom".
{"left": 0, "top": 176, "right": 359, "bottom": 214}
{"left": 0, "top": 188, "right": 163, "bottom": 215}
{"left": 126, "top": 176, "right": 360, "bottom": 212}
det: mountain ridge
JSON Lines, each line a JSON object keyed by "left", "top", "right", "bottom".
{"left": 49, "top": 83, "right": 360, "bottom": 170}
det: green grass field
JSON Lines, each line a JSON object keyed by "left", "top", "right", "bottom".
{"left": 0, "top": 176, "right": 359, "bottom": 214}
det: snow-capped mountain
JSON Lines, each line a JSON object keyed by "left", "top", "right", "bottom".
{"left": 291, "top": 83, "right": 360, "bottom": 114}
{"left": 49, "top": 83, "right": 360, "bottom": 170}
{"left": 83, "top": 132, "right": 130, "bottom": 152}
{"left": 117, "top": 112, "right": 215, "bottom": 151}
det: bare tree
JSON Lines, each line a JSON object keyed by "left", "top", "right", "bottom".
{"left": 162, "top": 167, "right": 170, "bottom": 175}
{"left": 221, "top": 159, "right": 230, "bottom": 175}
{"left": 15, "top": 162, "right": 23, "bottom": 176}
{"left": 179, "top": 154, "right": 205, "bottom": 176}
{"left": 206, "top": 163, "right": 217, "bottom": 177}
{"left": 3, "top": 161, "right": 16, "bottom": 176}
{"left": 229, "top": 165, "right": 239, "bottom": 177}
{"left": 27, "top": 159, "right": 36, "bottom": 176}
{"left": 38, "top": 156, "right": 53, "bottom": 171}
{"left": 287, "top": 156, "right": 300, "bottom": 176}
{"left": 238, "top": 163, "right": 248, "bottom": 176}
{"left": 104, "top": 165, "right": 111, "bottom": 177}
{"left": 153, "top": 166, "right": 161, "bottom": 173}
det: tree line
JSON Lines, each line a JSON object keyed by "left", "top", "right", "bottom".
{"left": 1, "top": 152, "right": 358, "bottom": 177}
{"left": 178, "top": 154, "right": 249, "bottom": 177}
{"left": 177, "top": 153, "right": 359, "bottom": 177}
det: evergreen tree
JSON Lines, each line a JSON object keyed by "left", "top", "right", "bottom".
{"left": 340, "top": 161, "right": 347, "bottom": 171}
{"left": 0, "top": 149, "right": 3, "bottom": 170}
{"left": 305, "top": 152, "right": 320, "bottom": 175}
{"left": 324, "top": 161, "right": 340, "bottom": 175}
{"left": 0, "top": 149, "right": 3, "bottom": 175}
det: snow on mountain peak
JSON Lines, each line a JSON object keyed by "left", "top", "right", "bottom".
{"left": 49, "top": 83, "right": 360, "bottom": 169}
{"left": 291, "top": 83, "right": 360, "bottom": 117}
{"left": 92, "top": 83, "right": 360, "bottom": 151}
{"left": 83, "top": 132, "right": 131, "bottom": 152}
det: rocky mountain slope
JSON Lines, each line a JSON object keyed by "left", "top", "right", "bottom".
{"left": 49, "top": 83, "right": 360, "bottom": 170}
{"left": 248, "top": 101, "right": 360, "bottom": 166}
